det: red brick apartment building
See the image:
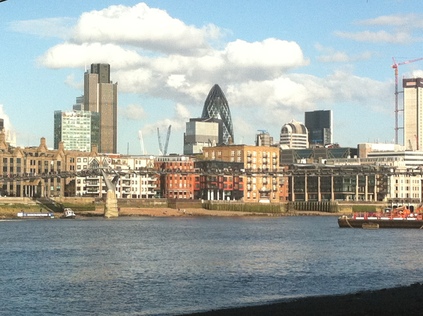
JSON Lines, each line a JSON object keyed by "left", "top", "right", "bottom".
{"left": 202, "top": 145, "right": 287, "bottom": 203}
{"left": 154, "top": 155, "right": 197, "bottom": 199}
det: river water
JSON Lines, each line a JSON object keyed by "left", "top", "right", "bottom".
{"left": 1, "top": 216, "right": 422, "bottom": 315}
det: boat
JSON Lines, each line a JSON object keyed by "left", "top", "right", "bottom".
{"left": 62, "top": 208, "right": 76, "bottom": 219}
{"left": 17, "top": 211, "right": 54, "bottom": 219}
{"left": 338, "top": 206, "right": 423, "bottom": 229}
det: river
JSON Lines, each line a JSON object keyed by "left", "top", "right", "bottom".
{"left": 1, "top": 216, "right": 422, "bottom": 315}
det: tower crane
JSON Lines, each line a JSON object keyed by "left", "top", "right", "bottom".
{"left": 138, "top": 130, "right": 145, "bottom": 155}
{"left": 392, "top": 57, "right": 423, "bottom": 144}
{"left": 157, "top": 127, "right": 163, "bottom": 155}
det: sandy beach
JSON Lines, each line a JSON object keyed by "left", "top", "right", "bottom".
{"left": 81, "top": 207, "right": 341, "bottom": 218}
{"left": 182, "top": 282, "right": 423, "bottom": 316}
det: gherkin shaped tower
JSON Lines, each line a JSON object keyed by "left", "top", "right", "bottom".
{"left": 201, "top": 84, "right": 234, "bottom": 144}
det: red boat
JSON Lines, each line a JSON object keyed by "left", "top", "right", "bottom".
{"left": 338, "top": 206, "right": 423, "bottom": 229}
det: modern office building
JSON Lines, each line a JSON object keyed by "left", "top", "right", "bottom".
{"left": 280, "top": 120, "right": 309, "bottom": 149}
{"left": 183, "top": 118, "right": 223, "bottom": 155}
{"left": 304, "top": 110, "right": 333, "bottom": 146}
{"left": 54, "top": 110, "right": 100, "bottom": 152}
{"left": 201, "top": 84, "right": 234, "bottom": 144}
{"left": 84, "top": 63, "right": 118, "bottom": 153}
{"left": 256, "top": 130, "right": 273, "bottom": 146}
{"left": 73, "top": 96, "right": 84, "bottom": 111}
{"left": 403, "top": 78, "right": 423, "bottom": 151}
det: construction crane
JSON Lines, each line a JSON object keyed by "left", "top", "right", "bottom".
{"left": 157, "top": 125, "right": 172, "bottom": 155}
{"left": 138, "top": 130, "right": 145, "bottom": 155}
{"left": 392, "top": 57, "right": 423, "bottom": 144}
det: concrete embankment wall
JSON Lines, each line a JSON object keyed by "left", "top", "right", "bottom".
{"left": 0, "top": 196, "right": 389, "bottom": 215}
{"left": 54, "top": 197, "right": 169, "bottom": 211}
{"left": 0, "top": 197, "right": 37, "bottom": 205}
{"left": 288, "top": 201, "right": 388, "bottom": 214}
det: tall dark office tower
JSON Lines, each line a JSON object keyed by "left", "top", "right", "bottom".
{"left": 84, "top": 63, "right": 118, "bottom": 153}
{"left": 91, "top": 63, "right": 111, "bottom": 84}
{"left": 304, "top": 110, "right": 333, "bottom": 146}
{"left": 201, "top": 84, "right": 234, "bottom": 144}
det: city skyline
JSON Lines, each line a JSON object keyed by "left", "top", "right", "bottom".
{"left": 2, "top": 1, "right": 423, "bottom": 154}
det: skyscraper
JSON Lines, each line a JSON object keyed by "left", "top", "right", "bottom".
{"left": 403, "top": 78, "right": 423, "bottom": 151}
{"left": 201, "top": 84, "right": 234, "bottom": 144}
{"left": 84, "top": 63, "right": 118, "bottom": 153}
{"left": 304, "top": 110, "right": 333, "bottom": 146}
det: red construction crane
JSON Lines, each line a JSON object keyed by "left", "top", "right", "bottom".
{"left": 392, "top": 57, "right": 423, "bottom": 144}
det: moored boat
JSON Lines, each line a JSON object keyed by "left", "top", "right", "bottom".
{"left": 62, "top": 208, "right": 76, "bottom": 219}
{"left": 338, "top": 207, "right": 423, "bottom": 229}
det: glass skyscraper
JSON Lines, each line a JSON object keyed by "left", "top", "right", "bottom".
{"left": 201, "top": 84, "right": 234, "bottom": 144}
{"left": 54, "top": 110, "right": 100, "bottom": 152}
{"left": 304, "top": 110, "right": 333, "bottom": 146}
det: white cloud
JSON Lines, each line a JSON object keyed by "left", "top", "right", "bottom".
{"left": 9, "top": 17, "right": 75, "bottom": 39}
{"left": 335, "top": 13, "right": 423, "bottom": 44}
{"left": 120, "top": 104, "right": 147, "bottom": 121}
{"left": 64, "top": 74, "right": 83, "bottom": 90}
{"left": 71, "top": 3, "right": 217, "bottom": 55}
{"left": 36, "top": 3, "right": 309, "bottom": 91}
{"left": 315, "top": 44, "right": 373, "bottom": 63}
{"left": 411, "top": 70, "right": 423, "bottom": 78}
{"left": 167, "top": 74, "right": 188, "bottom": 89}
{"left": 335, "top": 30, "right": 417, "bottom": 44}
{"left": 224, "top": 38, "right": 307, "bottom": 70}
{"left": 39, "top": 42, "right": 144, "bottom": 69}
{"left": 358, "top": 14, "right": 423, "bottom": 28}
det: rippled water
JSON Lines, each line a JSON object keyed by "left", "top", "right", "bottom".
{"left": 1, "top": 216, "right": 422, "bottom": 315}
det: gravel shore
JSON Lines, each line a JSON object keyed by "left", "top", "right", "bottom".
{"left": 181, "top": 283, "right": 423, "bottom": 316}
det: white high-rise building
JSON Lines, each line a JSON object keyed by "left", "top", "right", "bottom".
{"left": 280, "top": 119, "right": 309, "bottom": 149}
{"left": 183, "top": 118, "right": 222, "bottom": 155}
{"left": 403, "top": 78, "right": 423, "bottom": 151}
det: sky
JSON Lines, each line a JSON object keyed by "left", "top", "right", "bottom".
{"left": 1, "top": 0, "right": 423, "bottom": 155}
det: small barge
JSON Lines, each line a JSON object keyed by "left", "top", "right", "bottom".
{"left": 338, "top": 206, "right": 423, "bottom": 229}
{"left": 17, "top": 211, "right": 55, "bottom": 219}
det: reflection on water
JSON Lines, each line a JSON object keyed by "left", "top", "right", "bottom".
{"left": 1, "top": 216, "right": 422, "bottom": 315}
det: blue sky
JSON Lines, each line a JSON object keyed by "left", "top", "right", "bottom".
{"left": 1, "top": 0, "right": 423, "bottom": 155}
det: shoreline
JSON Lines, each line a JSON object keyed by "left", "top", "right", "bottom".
{"left": 0, "top": 206, "right": 346, "bottom": 219}
{"left": 80, "top": 208, "right": 345, "bottom": 219}
{"left": 181, "top": 282, "right": 423, "bottom": 316}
